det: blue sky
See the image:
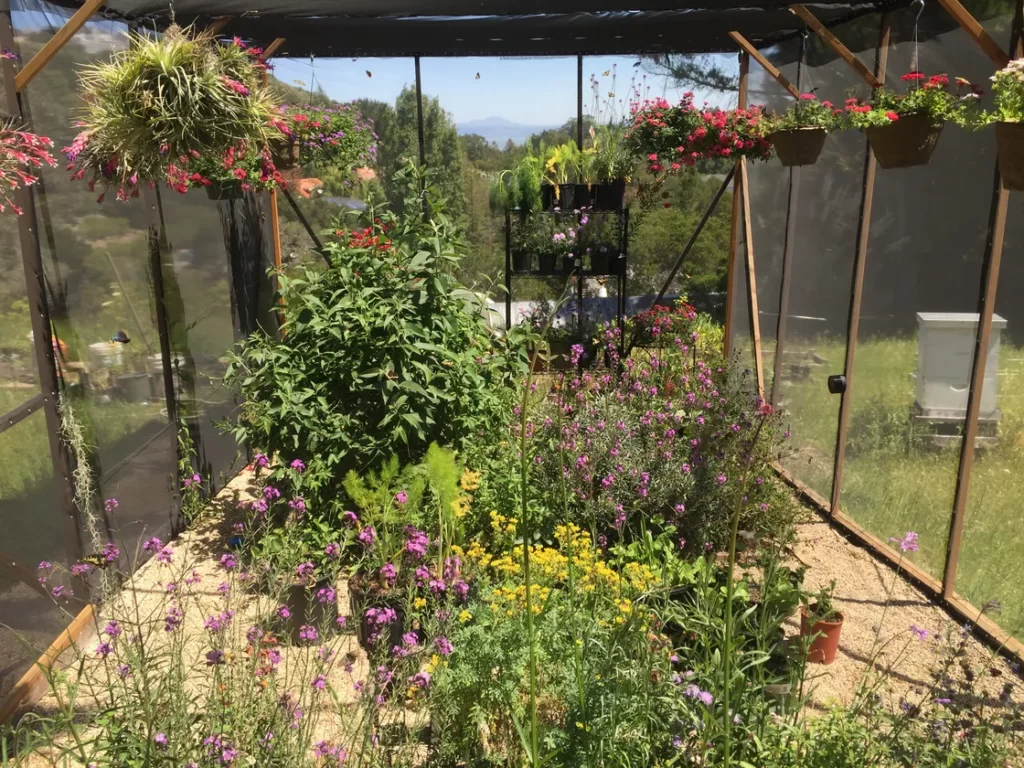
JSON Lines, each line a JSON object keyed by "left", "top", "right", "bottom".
{"left": 272, "top": 55, "right": 735, "bottom": 126}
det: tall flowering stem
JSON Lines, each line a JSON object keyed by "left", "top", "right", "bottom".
{"left": 721, "top": 401, "right": 771, "bottom": 767}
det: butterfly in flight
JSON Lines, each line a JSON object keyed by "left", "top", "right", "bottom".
{"left": 475, "top": 72, "right": 481, "bottom": 79}
{"left": 111, "top": 330, "right": 131, "bottom": 344}
{"left": 366, "top": 70, "right": 373, "bottom": 78}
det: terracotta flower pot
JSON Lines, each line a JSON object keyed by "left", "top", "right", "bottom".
{"left": 864, "top": 114, "right": 944, "bottom": 169}
{"left": 528, "top": 347, "right": 549, "bottom": 373}
{"left": 995, "top": 121, "right": 1024, "bottom": 191}
{"left": 769, "top": 127, "right": 828, "bottom": 167}
{"left": 800, "top": 606, "right": 844, "bottom": 665}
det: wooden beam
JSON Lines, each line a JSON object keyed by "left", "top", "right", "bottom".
{"left": 723, "top": 52, "right": 749, "bottom": 360}
{"left": 260, "top": 37, "right": 287, "bottom": 61}
{"left": 739, "top": 157, "right": 765, "bottom": 400}
{"left": 0, "top": 604, "right": 96, "bottom": 724}
{"left": 830, "top": 15, "right": 889, "bottom": 516}
{"left": 790, "top": 5, "right": 882, "bottom": 88}
{"left": 728, "top": 30, "right": 800, "bottom": 99}
{"left": 14, "top": 0, "right": 105, "bottom": 91}
{"left": 936, "top": 0, "right": 1009, "bottom": 67}
{"left": 207, "top": 16, "right": 233, "bottom": 35}
{"left": 943, "top": 183, "right": 1010, "bottom": 597}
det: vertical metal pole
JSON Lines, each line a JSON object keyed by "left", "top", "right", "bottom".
{"left": 941, "top": 2, "right": 1022, "bottom": 598}
{"left": 415, "top": 56, "right": 426, "bottom": 167}
{"left": 830, "top": 14, "right": 889, "bottom": 515}
{"left": 504, "top": 209, "right": 512, "bottom": 330}
{"left": 771, "top": 35, "right": 805, "bottom": 409}
{"left": 577, "top": 54, "right": 584, "bottom": 147}
{"left": 723, "top": 52, "right": 749, "bottom": 359}
{"left": 0, "top": 3, "right": 82, "bottom": 571}
{"left": 143, "top": 187, "right": 177, "bottom": 427}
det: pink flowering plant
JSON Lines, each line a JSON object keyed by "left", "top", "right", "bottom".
{"left": 63, "top": 25, "right": 284, "bottom": 199}
{"left": 759, "top": 92, "right": 845, "bottom": 134}
{"left": 844, "top": 72, "right": 985, "bottom": 129}
{"left": 625, "top": 93, "right": 773, "bottom": 173}
{"left": 0, "top": 119, "right": 56, "bottom": 214}
{"left": 277, "top": 103, "right": 377, "bottom": 175}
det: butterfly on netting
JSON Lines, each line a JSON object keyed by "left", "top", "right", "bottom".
{"left": 78, "top": 553, "right": 115, "bottom": 570}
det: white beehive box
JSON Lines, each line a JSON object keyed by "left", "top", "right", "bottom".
{"left": 916, "top": 312, "right": 1006, "bottom": 418}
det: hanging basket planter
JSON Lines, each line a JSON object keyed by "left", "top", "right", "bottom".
{"left": 205, "top": 179, "right": 244, "bottom": 200}
{"left": 995, "top": 121, "right": 1024, "bottom": 191}
{"left": 768, "top": 127, "right": 828, "bottom": 167}
{"left": 864, "top": 114, "right": 944, "bottom": 169}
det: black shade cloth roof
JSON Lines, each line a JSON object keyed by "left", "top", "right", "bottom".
{"left": 43, "top": 0, "right": 889, "bottom": 57}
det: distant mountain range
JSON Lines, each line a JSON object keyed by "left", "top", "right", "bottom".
{"left": 457, "top": 116, "right": 560, "bottom": 146}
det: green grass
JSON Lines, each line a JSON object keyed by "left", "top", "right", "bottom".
{"left": 773, "top": 334, "right": 1024, "bottom": 637}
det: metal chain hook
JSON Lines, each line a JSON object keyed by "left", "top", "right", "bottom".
{"left": 912, "top": 0, "right": 926, "bottom": 75}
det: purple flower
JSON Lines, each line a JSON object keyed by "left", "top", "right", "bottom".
{"left": 263, "top": 485, "right": 281, "bottom": 500}
{"left": 203, "top": 610, "right": 234, "bottom": 633}
{"left": 336, "top": 615, "right": 348, "bottom": 629}
{"left": 156, "top": 545, "right": 174, "bottom": 564}
{"left": 205, "top": 649, "right": 225, "bottom": 666}
{"left": 219, "top": 553, "right": 237, "bottom": 570}
{"left": 299, "top": 625, "right": 318, "bottom": 643}
{"left": 684, "top": 684, "right": 713, "bottom": 706}
{"left": 290, "top": 458, "right": 305, "bottom": 472}
{"left": 408, "top": 671, "right": 431, "bottom": 689}
{"left": 95, "top": 641, "right": 113, "bottom": 658}
{"left": 288, "top": 497, "right": 306, "bottom": 514}
{"left": 380, "top": 563, "right": 397, "bottom": 585}
{"left": 317, "top": 586, "right": 336, "bottom": 604}
{"left": 104, "top": 498, "right": 118, "bottom": 512}
{"left": 253, "top": 452, "right": 270, "bottom": 468}
{"left": 358, "top": 526, "right": 376, "bottom": 548}
{"left": 434, "top": 636, "right": 453, "bottom": 656}
{"left": 51, "top": 584, "right": 71, "bottom": 599}
{"left": 71, "top": 562, "right": 91, "bottom": 577}
{"left": 277, "top": 605, "right": 291, "bottom": 620}
{"left": 116, "top": 663, "right": 131, "bottom": 678}
{"left": 104, "top": 620, "right": 122, "bottom": 637}
{"left": 164, "top": 603, "right": 183, "bottom": 632}
{"left": 102, "top": 543, "right": 120, "bottom": 563}
{"left": 154, "top": 732, "right": 168, "bottom": 749}
{"left": 716, "top": 474, "right": 727, "bottom": 485}
{"left": 325, "top": 541, "right": 341, "bottom": 558}
{"left": 394, "top": 491, "right": 408, "bottom": 505}
{"left": 142, "top": 537, "right": 163, "bottom": 553}
{"left": 341, "top": 511, "right": 358, "bottom": 528}
{"left": 910, "top": 624, "right": 930, "bottom": 641}
{"left": 217, "top": 581, "right": 230, "bottom": 595}
{"left": 890, "top": 531, "right": 919, "bottom": 553}
{"left": 404, "top": 526, "right": 429, "bottom": 559}
{"left": 312, "top": 674, "right": 327, "bottom": 691}
{"left": 296, "top": 561, "right": 315, "bottom": 579}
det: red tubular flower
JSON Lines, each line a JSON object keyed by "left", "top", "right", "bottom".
{"left": 901, "top": 71, "right": 926, "bottom": 81}
{"left": 885, "top": 111, "right": 899, "bottom": 121}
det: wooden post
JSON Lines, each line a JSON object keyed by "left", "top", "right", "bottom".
{"left": 723, "top": 52, "right": 749, "bottom": 359}
{"left": 415, "top": 56, "right": 426, "bottom": 167}
{"left": 207, "top": 16, "right": 233, "bottom": 35}
{"left": 790, "top": 5, "right": 883, "bottom": 88}
{"left": 941, "top": 1, "right": 1021, "bottom": 598}
{"left": 728, "top": 31, "right": 801, "bottom": 98}
{"left": 0, "top": 3, "right": 83, "bottom": 579}
{"left": 739, "top": 157, "right": 765, "bottom": 399}
{"left": 269, "top": 190, "right": 285, "bottom": 327}
{"left": 830, "top": 14, "right": 890, "bottom": 515}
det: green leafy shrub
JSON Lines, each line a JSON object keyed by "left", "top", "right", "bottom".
{"left": 225, "top": 165, "right": 527, "bottom": 520}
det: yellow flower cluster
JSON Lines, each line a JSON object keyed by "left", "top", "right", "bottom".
{"left": 491, "top": 583, "right": 553, "bottom": 616}
{"left": 459, "top": 469, "right": 481, "bottom": 491}
{"left": 489, "top": 510, "right": 518, "bottom": 535}
{"left": 451, "top": 494, "right": 471, "bottom": 519}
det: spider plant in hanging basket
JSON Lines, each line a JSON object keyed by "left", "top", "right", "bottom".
{"left": 63, "top": 25, "right": 284, "bottom": 200}
{"left": 759, "top": 92, "right": 843, "bottom": 167}
{"left": 0, "top": 118, "right": 56, "bottom": 214}
{"left": 983, "top": 58, "right": 1024, "bottom": 190}
{"left": 845, "top": 72, "right": 983, "bottom": 169}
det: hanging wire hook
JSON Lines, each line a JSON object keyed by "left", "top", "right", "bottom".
{"left": 911, "top": 0, "right": 926, "bottom": 75}
{"left": 800, "top": 28, "right": 815, "bottom": 95}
